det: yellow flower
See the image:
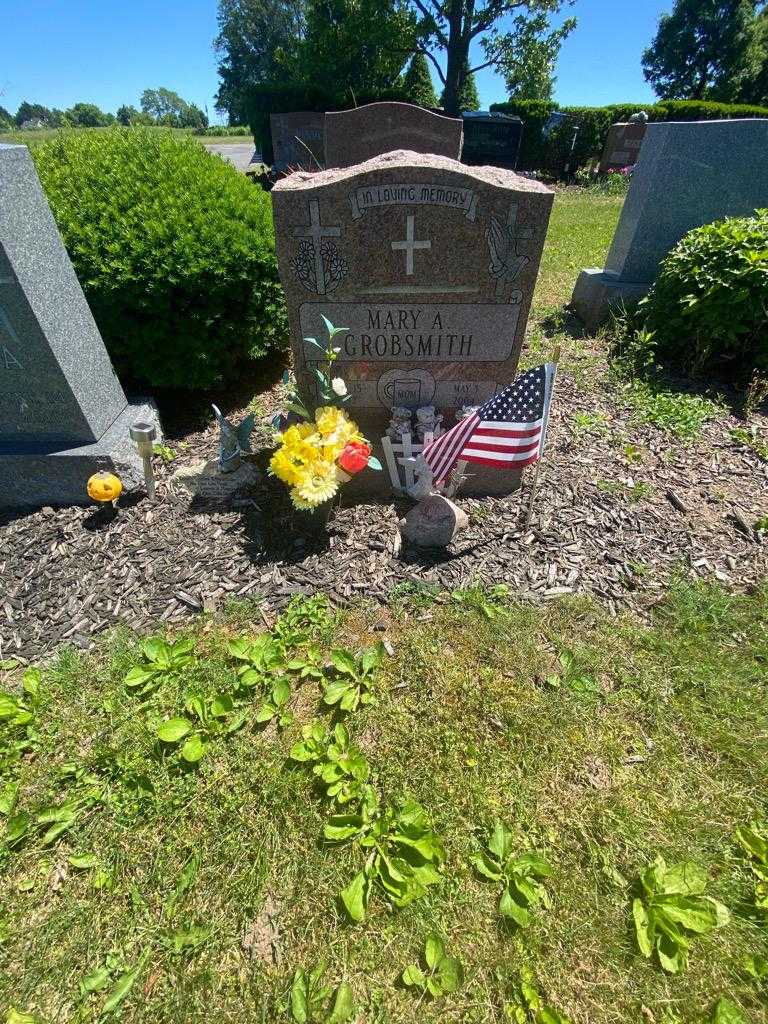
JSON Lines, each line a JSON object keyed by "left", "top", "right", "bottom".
{"left": 269, "top": 438, "right": 319, "bottom": 485}
{"left": 279, "top": 422, "right": 315, "bottom": 449}
{"left": 289, "top": 488, "right": 317, "bottom": 510}
{"left": 315, "top": 406, "right": 343, "bottom": 435}
{"left": 294, "top": 459, "right": 339, "bottom": 506}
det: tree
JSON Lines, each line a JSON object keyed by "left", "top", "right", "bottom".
{"left": 738, "top": 6, "right": 768, "bottom": 101}
{"left": 293, "top": 0, "right": 418, "bottom": 100}
{"left": 403, "top": 51, "right": 439, "bottom": 106}
{"left": 0, "top": 105, "right": 14, "bottom": 130}
{"left": 214, "top": 0, "right": 307, "bottom": 123}
{"left": 410, "top": 0, "right": 576, "bottom": 116}
{"left": 140, "top": 88, "right": 208, "bottom": 129}
{"left": 14, "top": 101, "right": 52, "bottom": 127}
{"left": 117, "top": 104, "right": 138, "bottom": 125}
{"left": 501, "top": 22, "right": 563, "bottom": 98}
{"left": 440, "top": 60, "right": 480, "bottom": 108}
{"left": 65, "top": 102, "right": 113, "bottom": 127}
{"left": 642, "top": 0, "right": 764, "bottom": 101}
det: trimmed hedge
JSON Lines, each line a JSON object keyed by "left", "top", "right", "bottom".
{"left": 637, "top": 210, "right": 768, "bottom": 381}
{"left": 490, "top": 98, "right": 768, "bottom": 173}
{"left": 33, "top": 128, "right": 286, "bottom": 390}
{"left": 246, "top": 83, "right": 413, "bottom": 165}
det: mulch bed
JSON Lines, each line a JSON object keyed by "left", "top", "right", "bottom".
{"left": 1, "top": 367, "right": 766, "bottom": 663}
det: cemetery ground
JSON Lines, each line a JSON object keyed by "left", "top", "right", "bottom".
{"left": 1, "top": 189, "right": 767, "bottom": 1022}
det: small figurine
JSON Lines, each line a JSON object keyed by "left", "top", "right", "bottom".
{"left": 406, "top": 454, "right": 436, "bottom": 500}
{"left": 387, "top": 406, "right": 413, "bottom": 442}
{"left": 415, "top": 405, "right": 444, "bottom": 442}
{"left": 212, "top": 404, "right": 256, "bottom": 473}
{"left": 456, "top": 404, "right": 480, "bottom": 421}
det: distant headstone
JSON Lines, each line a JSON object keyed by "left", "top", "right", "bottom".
{"left": 461, "top": 112, "right": 523, "bottom": 170}
{"left": 0, "top": 144, "right": 160, "bottom": 510}
{"left": 270, "top": 111, "right": 326, "bottom": 171}
{"left": 598, "top": 121, "right": 646, "bottom": 174}
{"left": 272, "top": 149, "right": 553, "bottom": 496}
{"left": 573, "top": 119, "right": 768, "bottom": 330}
{"left": 324, "top": 103, "right": 463, "bottom": 169}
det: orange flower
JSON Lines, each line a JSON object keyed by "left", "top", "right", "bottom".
{"left": 338, "top": 440, "right": 371, "bottom": 475}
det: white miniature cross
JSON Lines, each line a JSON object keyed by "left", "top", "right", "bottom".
{"left": 291, "top": 199, "right": 341, "bottom": 295}
{"left": 391, "top": 214, "right": 431, "bottom": 276}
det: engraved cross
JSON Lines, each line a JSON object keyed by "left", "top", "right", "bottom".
{"left": 292, "top": 199, "right": 341, "bottom": 295}
{"left": 391, "top": 214, "right": 431, "bottom": 276}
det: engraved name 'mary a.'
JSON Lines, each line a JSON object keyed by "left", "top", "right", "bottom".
{"left": 299, "top": 302, "right": 520, "bottom": 362}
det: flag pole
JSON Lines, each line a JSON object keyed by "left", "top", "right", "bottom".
{"left": 524, "top": 344, "right": 561, "bottom": 532}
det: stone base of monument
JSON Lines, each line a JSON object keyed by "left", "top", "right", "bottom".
{"left": 169, "top": 458, "right": 260, "bottom": 505}
{"left": 571, "top": 268, "right": 648, "bottom": 332}
{"left": 0, "top": 399, "right": 161, "bottom": 511}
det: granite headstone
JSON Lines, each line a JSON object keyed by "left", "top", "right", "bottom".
{"left": 573, "top": 119, "right": 768, "bottom": 329}
{"left": 324, "top": 103, "right": 463, "bottom": 169}
{"left": 272, "top": 149, "right": 553, "bottom": 496}
{"left": 270, "top": 111, "right": 326, "bottom": 171}
{"left": 597, "top": 121, "right": 646, "bottom": 174}
{"left": 0, "top": 143, "right": 160, "bottom": 510}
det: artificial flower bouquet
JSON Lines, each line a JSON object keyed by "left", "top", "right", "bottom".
{"left": 270, "top": 317, "right": 381, "bottom": 510}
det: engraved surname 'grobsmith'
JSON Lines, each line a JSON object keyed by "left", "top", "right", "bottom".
{"left": 347, "top": 307, "right": 471, "bottom": 359}
{"left": 299, "top": 302, "right": 520, "bottom": 362}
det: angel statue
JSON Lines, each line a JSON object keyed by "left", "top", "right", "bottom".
{"left": 212, "top": 404, "right": 256, "bottom": 473}
{"left": 486, "top": 214, "right": 531, "bottom": 284}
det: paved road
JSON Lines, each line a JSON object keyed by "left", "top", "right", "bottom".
{"left": 203, "top": 143, "right": 262, "bottom": 171}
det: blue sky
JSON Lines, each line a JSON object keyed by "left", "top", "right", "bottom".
{"left": 1, "top": 0, "right": 667, "bottom": 119}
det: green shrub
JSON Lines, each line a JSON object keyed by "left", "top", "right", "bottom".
{"left": 490, "top": 99, "right": 768, "bottom": 173}
{"left": 194, "top": 124, "right": 253, "bottom": 137}
{"left": 638, "top": 210, "right": 768, "bottom": 381}
{"left": 33, "top": 127, "right": 286, "bottom": 389}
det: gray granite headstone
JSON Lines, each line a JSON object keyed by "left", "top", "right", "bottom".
{"left": 325, "top": 103, "right": 463, "bottom": 169}
{"left": 272, "top": 149, "right": 553, "bottom": 497}
{"left": 0, "top": 143, "right": 161, "bottom": 509}
{"left": 572, "top": 119, "right": 768, "bottom": 329}
{"left": 270, "top": 111, "right": 326, "bottom": 171}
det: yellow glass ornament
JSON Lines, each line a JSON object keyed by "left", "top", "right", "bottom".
{"left": 87, "top": 471, "right": 123, "bottom": 503}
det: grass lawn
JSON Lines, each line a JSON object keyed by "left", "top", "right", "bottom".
{"left": 0, "top": 126, "right": 253, "bottom": 149}
{"left": 1, "top": 584, "right": 767, "bottom": 1023}
{"left": 534, "top": 192, "right": 624, "bottom": 311}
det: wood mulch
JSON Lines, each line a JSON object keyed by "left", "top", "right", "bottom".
{"left": 1, "top": 361, "right": 766, "bottom": 663}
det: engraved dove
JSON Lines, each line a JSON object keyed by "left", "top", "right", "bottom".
{"left": 485, "top": 214, "right": 531, "bottom": 283}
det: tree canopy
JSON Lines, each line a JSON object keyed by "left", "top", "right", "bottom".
{"left": 642, "top": 0, "right": 765, "bottom": 101}
{"left": 413, "top": 0, "right": 576, "bottom": 115}
{"left": 140, "top": 88, "right": 208, "bottom": 129}
{"left": 403, "top": 51, "right": 438, "bottom": 106}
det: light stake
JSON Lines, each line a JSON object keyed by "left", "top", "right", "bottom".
{"left": 129, "top": 421, "right": 157, "bottom": 500}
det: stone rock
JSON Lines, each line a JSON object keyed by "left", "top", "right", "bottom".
{"left": 0, "top": 143, "right": 160, "bottom": 510}
{"left": 574, "top": 118, "right": 768, "bottom": 329}
{"left": 324, "top": 102, "right": 463, "bottom": 169}
{"left": 271, "top": 148, "right": 553, "bottom": 497}
{"left": 399, "top": 493, "right": 469, "bottom": 547}
{"left": 170, "top": 458, "right": 260, "bottom": 504}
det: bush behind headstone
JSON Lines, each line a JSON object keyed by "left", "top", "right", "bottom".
{"left": 33, "top": 127, "right": 286, "bottom": 389}
{"left": 490, "top": 98, "right": 768, "bottom": 173}
{"left": 637, "top": 210, "right": 768, "bottom": 381}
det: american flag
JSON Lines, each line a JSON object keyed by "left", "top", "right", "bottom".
{"left": 422, "top": 363, "right": 557, "bottom": 484}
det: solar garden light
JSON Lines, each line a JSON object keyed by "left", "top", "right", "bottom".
{"left": 129, "top": 421, "right": 157, "bottom": 500}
